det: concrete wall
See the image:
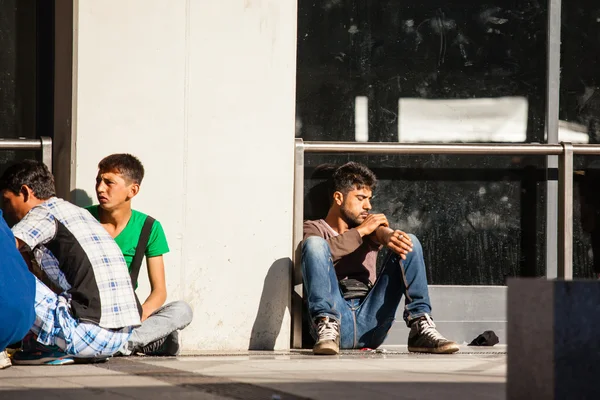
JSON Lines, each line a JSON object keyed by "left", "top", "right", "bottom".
{"left": 71, "top": 0, "right": 297, "bottom": 351}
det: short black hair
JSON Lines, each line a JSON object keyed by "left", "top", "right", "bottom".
{"left": 0, "top": 160, "right": 56, "bottom": 200}
{"left": 330, "top": 162, "right": 377, "bottom": 197}
{"left": 98, "top": 154, "right": 145, "bottom": 185}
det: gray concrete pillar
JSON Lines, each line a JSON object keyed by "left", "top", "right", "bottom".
{"left": 508, "top": 278, "right": 600, "bottom": 399}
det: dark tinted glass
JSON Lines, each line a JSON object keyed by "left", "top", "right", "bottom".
{"left": 297, "top": 1, "right": 549, "bottom": 284}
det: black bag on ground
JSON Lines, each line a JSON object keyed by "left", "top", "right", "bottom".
{"left": 468, "top": 330, "right": 499, "bottom": 346}
{"left": 339, "top": 278, "right": 372, "bottom": 300}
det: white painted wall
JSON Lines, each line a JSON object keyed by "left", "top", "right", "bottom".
{"left": 72, "top": 0, "right": 297, "bottom": 351}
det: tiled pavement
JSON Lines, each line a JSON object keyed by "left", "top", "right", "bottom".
{"left": 0, "top": 346, "right": 506, "bottom": 400}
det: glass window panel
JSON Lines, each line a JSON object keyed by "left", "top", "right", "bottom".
{"left": 297, "top": 1, "right": 549, "bottom": 284}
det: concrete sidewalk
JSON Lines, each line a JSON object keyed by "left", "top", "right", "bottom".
{"left": 0, "top": 346, "right": 506, "bottom": 400}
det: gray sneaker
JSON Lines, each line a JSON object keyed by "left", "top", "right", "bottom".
{"left": 313, "top": 317, "right": 340, "bottom": 355}
{"left": 0, "top": 350, "right": 11, "bottom": 369}
{"left": 407, "top": 314, "right": 459, "bottom": 354}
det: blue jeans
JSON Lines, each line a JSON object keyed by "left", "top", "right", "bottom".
{"left": 302, "top": 235, "right": 432, "bottom": 349}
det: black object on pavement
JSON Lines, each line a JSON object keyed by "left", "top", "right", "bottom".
{"left": 468, "top": 330, "right": 499, "bottom": 346}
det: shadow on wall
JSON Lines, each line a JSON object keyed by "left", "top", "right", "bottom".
{"left": 249, "top": 258, "right": 293, "bottom": 350}
{"left": 70, "top": 189, "right": 94, "bottom": 207}
{"left": 304, "top": 163, "right": 336, "bottom": 220}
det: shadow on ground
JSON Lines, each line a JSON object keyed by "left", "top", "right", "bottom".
{"left": 0, "top": 382, "right": 505, "bottom": 400}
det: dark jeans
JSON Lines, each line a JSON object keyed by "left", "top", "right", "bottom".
{"left": 302, "top": 235, "right": 432, "bottom": 349}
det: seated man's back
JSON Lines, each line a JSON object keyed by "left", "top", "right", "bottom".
{"left": 1, "top": 160, "right": 140, "bottom": 365}
{"left": 13, "top": 197, "right": 141, "bottom": 328}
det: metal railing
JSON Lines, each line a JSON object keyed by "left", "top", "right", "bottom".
{"left": 0, "top": 137, "right": 53, "bottom": 172}
{"left": 292, "top": 138, "right": 600, "bottom": 348}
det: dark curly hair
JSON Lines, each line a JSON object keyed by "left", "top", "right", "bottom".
{"left": 0, "top": 160, "right": 56, "bottom": 200}
{"left": 330, "top": 162, "right": 377, "bottom": 197}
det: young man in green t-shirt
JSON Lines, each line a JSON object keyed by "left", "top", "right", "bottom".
{"left": 87, "top": 154, "right": 193, "bottom": 356}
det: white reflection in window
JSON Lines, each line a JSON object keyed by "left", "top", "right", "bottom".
{"left": 396, "top": 97, "right": 589, "bottom": 143}
{"left": 398, "top": 97, "right": 528, "bottom": 142}
{"left": 355, "top": 96, "right": 369, "bottom": 142}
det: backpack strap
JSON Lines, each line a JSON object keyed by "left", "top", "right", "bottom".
{"left": 129, "top": 215, "right": 155, "bottom": 318}
{"left": 130, "top": 215, "right": 156, "bottom": 289}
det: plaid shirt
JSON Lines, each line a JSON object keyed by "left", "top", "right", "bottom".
{"left": 31, "top": 276, "right": 132, "bottom": 357}
{"left": 12, "top": 197, "right": 141, "bottom": 329}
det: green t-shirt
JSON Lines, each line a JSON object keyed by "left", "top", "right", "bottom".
{"left": 86, "top": 205, "right": 170, "bottom": 272}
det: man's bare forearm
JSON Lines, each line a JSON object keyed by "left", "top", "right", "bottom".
{"left": 372, "top": 225, "right": 394, "bottom": 245}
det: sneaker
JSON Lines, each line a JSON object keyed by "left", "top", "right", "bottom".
{"left": 313, "top": 316, "right": 340, "bottom": 355}
{"left": 0, "top": 350, "right": 11, "bottom": 369}
{"left": 21, "top": 332, "right": 38, "bottom": 352}
{"left": 407, "top": 314, "right": 460, "bottom": 354}
{"left": 12, "top": 344, "right": 75, "bottom": 366}
{"left": 140, "top": 331, "right": 180, "bottom": 356}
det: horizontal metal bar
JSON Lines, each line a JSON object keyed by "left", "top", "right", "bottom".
{"left": 301, "top": 141, "right": 565, "bottom": 155}
{"left": 571, "top": 145, "right": 600, "bottom": 155}
{"left": 0, "top": 138, "right": 46, "bottom": 150}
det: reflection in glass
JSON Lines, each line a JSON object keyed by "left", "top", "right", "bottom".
{"left": 297, "top": 1, "right": 553, "bottom": 284}
{"left": 297, "top": 0, "right": 549, "bottom": 143}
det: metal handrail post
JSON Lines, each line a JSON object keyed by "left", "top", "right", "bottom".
{"left": 40, "top": 137, "right": 53, "bottom": 172}
{"left": 292, "top": 138, "right": 305, "bottom": 349}
{"left": 558, "top": 142, "right": 574, "bottom": 279}
{"left": 545, "top": 0, "right": 562, "bottom": 279}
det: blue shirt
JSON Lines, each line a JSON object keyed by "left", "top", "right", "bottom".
{"left": 0, "top": 210, "right": 35, "bottom": 349}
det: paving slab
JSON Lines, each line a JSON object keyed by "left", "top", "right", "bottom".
{"left": 0, "top": 347, "right": 506, "bottom": 400}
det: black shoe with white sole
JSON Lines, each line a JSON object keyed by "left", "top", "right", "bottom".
{"left": 407, "top": 314, "right": 459, "bottom": 354}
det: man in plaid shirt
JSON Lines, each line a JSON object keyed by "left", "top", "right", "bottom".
{"left": 0, "top": 160, "right": 141, "bottom": 365}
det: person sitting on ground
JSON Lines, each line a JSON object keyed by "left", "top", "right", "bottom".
{"left": 0, "top": 160, "right": 141, "bottom": 365}
{"left": 86, "top": 154, "right": 192, "bottom": 356}
{"left": 0, "top": 209, "right": 36, "bottom": 369}
{"left": 303, "top": 161, "right": 460, "bottom": 355}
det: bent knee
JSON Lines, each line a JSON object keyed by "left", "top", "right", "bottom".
{"left": 171, "top": 301, "right": 194, "bottom": 326}
{"left": 407, "top": 234, "right": 422, "bottom": 250}
{"left": 302, "top": 236, "right": 330, "bottom": 254}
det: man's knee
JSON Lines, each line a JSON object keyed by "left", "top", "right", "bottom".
{"left": 170, "top": 301, "right": 193, "bottom": 326}
{"left": 407, "top": 234, "right": 422, "bottom": 253}
{"left": 302, "top": 236, "right": 331, "bottom": 258}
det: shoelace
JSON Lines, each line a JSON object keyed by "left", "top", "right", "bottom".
{"left": 317, "top": 317, "right": 339, "bottom": 341}
{"left": 417, "top": 315, "right": 446, "bottom": 341}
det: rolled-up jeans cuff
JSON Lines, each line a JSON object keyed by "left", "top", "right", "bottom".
{"left": 405, "top": 312, "right": 428, "bottom": 327}
{"left": 314, "top": 313, "right": 340, "bottom": 324}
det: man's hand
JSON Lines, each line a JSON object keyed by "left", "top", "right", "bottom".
{"left": 356, "top": 214, "right": 389, "bottom": 237}
{"left": 380, "top": 228, "right": 413, "bottom": 260}
{"left": 141, "top": 305, "right": 155, "bottom": 322}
